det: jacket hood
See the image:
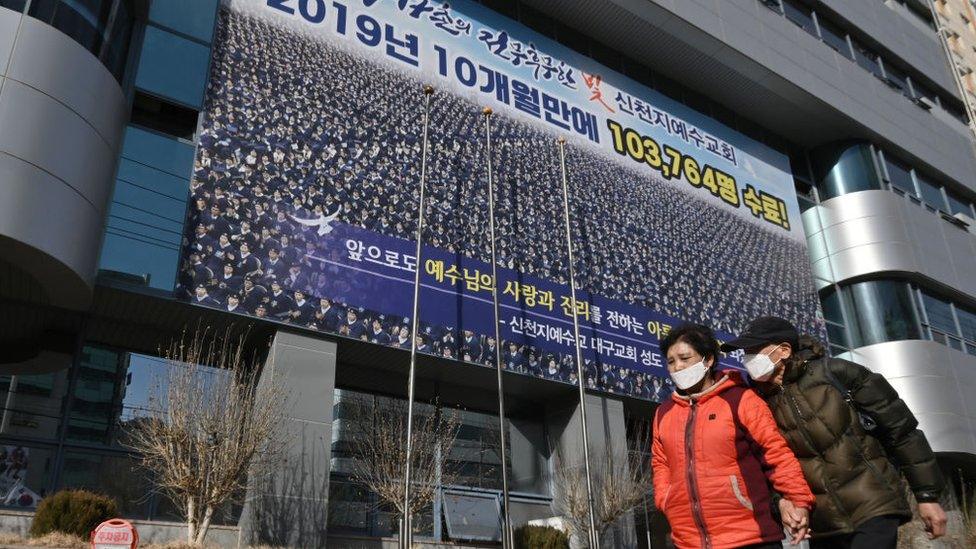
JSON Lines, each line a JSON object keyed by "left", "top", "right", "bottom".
{"left": 783, "top": 334, "right": 827, "bottom": 384}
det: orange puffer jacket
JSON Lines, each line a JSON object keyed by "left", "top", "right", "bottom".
{"left": 652, "top": 372, "right": 815, "bottom": 549}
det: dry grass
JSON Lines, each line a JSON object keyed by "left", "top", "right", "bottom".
{"left": 139, "top": 541, "right": 217, "bottom": 549}
{"left": 0, "top": 533, "right": 287, "bottom": 549}
{"left": 0, "top": 532, "right": 89, "bottom": 549}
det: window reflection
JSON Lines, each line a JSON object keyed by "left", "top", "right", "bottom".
{"left": 853, "top": 41, "right": 883, "bottom": 78}
{"left": 0, "top": 357, "right": 73, "bottom": 441}
{"left": 916, "top": 174, "right": 948, "bottom": 212}
{"left": 783, "top": 0, "right": 817, "bottom": 36}
{"left": 811, "top": 142, "right": 881, "bottom": 200}
{"left": 819, "top": 19, "right": 850, "bottom": 57}
{"left": 884, "top": 156, "right": 916, "bottom": 196}
{"left": 0, "top": 0, "right": 27, "bottom": 12}
{"left": 845, "top": 280, "right": 921, "bottom": 347}
{"left": 328, "top": 388, "right": 549, "bottom": 540}
{"left": 26, "top": 0, "right": 133, "bottom": 83}
{"left": 0, "top": 446, "right": 53, "bottom": 509}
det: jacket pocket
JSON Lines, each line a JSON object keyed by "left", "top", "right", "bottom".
{"left": 730, "top": 475, "right": 754, "bottom": 511}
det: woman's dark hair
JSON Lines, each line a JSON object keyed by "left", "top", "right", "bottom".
{"left": 660, "top": 323, "right": 721, "bottom": 365}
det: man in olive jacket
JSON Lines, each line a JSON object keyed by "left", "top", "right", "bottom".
{"left": 722, "top": 316, "right": 947, "bottom": 549}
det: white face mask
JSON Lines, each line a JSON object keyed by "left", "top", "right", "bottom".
{"left": 742, "top": 347, "right": 781, "bottom": 382}
{"left": 670, "top": 360, "right": 709, "bottom": 390}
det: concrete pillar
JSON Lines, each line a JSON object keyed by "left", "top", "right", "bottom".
{"left": 547, "top": 393, "right": 638, "bottom": 549}
{"left": 240, "top": 331, "right": 337, "bottom": 548}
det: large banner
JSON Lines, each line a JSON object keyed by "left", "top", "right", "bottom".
{"left": 179, "top": 0, "right": 825, "bottom": 402}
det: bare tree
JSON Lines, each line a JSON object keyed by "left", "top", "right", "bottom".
{"left": 345, "top": 394, "right": 461, "bottom": 541}
{"left": 123, "top": 327, "right": 287, "bottom": 546}
{"left": 551, "top": 420, "right": 654, "bottom": 547}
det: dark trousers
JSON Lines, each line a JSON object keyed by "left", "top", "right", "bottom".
{"left": 810, "top": 515, "right": 901, "bottom": 549}
{"left": 738, "top": 542, "right": 783, "bottom": 549}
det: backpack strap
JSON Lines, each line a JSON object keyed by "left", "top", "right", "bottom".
{"left": 820, "top": 358, "right": 877, "bottom": 432}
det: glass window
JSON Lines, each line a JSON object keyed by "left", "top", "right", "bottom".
{"left": 946, "top": 191, "right": 973, "bottom": 217}
{"left": 29, "top": 0, "right": 113, "bottom": 53}
{"left": 920, "top": 291, "right": 959, "bottom": 337}
{"left": 59, "top": 452, "right": 152, "bottom": 518}
{"left": 820, "top": 287, "right": 845, "bottom": 324}
{"left": 914, "top": 81, "right": 940, "bottom": 106}
{"left": 783, "top": 0, "right": 817, "bottom": 36}
{"left": 0, "top": 0, "right": 27, "bottom": 12}
{"left": 821, "top": 288, "right": 852, "bottom": 349}
{"left": 99, "top": 160, "right": 187, "bottom": 290}
{"left": 826, "top": 323, "right": 850, "bottom": 349}
{"left": 100, "top": 0, "right": 132, "bottom": 82}
{"left": 819, "top": 18, "right": 850, "bottom": 57}
{"left": 148, "top": 0, "right": 218, "bottom": 44}
{"left": 845, "top": 280, "right": 922, "bottom": 346}
{"left": 916, "top": 174, "right": 948, "bottom": 212}
{"left": 27, "top": 0, "right": 131, "bottom": 83}
{"left": 0, "top": 355, "right": 72, "bottom": 442}
{"left": 135, "top": 25, "right": 212, "bottom": 109}
{"left": 883, "top": 155, "right": 916, "bottom": 195}
{"left": 812, "top": 142, "right": 882, "bottom": 200}
{"left": 884, "top": 63, "right": 912, "bottom": 98}
{"left": 0, "top": 445, "right": 54, "bottom": 509}
{"left": 853, "top": 40, "right": 883, "bottom": 78}
{"left": 99, "top": 127, "right": 193, "bottom": 291}
{"left": 120, "top": 125, "right": 196, "bottom": 177}
{"left": 957, "top": 307, "right": 976, "bottom": 343}
{"left": 327, "top": 479, "right": 371, "bottom": 535}
{"left": 130, "top": 92, "right": 199, "bottom": 141}
{"left": 64, "top": 347, "right": 124, "bottom": 444}
{"left": 442, "top": 491, "right": 501, "bottom": 542}
{"left": 796, "top": 191, "right": 817, "bottom": 212}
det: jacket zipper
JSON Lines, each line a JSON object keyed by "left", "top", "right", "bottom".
{"left": 785, "top": 390, "right": 853, "bottom": 529}
{"left": 684, "top": 400, "right": 711, "bottom": 549}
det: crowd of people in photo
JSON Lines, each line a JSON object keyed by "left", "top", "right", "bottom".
{"left": 178, "top": 8, "right": 824, "bottom": 401}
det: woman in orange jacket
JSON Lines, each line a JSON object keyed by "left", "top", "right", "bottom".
{"left": 652, "top": 324, "right": 815, "bottom": 549}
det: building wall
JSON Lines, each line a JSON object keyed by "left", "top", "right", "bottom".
{"left": 0, "top": 6, "right": 127, "bottom": 310}
{"left": 841, "top": 339, "right": 976, "bottom": 456}
{"left": 934, "top": 0, "right": 976, "bottom": 120}
{"left": 522, "top": 0, "right": 976, "bottom": 193}
{"left": 803, "top": 189, "right": 976, "bottom": 297}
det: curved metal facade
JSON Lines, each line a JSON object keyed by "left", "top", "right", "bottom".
{"left": 803, "top": 189, "right": 976, "bottom": 299}
{"left": 840, "top": 340, "right": 976, "bottom": 456}
{"left": 806, "top": 189, "right": 976, "bottom": 457}
{"left": 0, "top": 7, "right": 128, "bottom": 310}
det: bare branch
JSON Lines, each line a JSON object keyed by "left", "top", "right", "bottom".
{"left": 551, "top": 418, "right": 654, "bottom": 547}
{"left": 344, "top": 395, "right": 461, "bottom": 523}
{"left": 123, "top": 326, "right": 288, "bottom": 546}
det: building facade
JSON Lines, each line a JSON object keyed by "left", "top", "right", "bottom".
{"left": 0, "top": 0, "right": 975, "bottom": 547}
{"left": 933, "top": 0, "right": 976, "bottom": 132}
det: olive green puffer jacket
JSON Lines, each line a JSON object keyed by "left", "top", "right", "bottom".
{"left": 758, "top": 338, "right": 944, "bottom": 538}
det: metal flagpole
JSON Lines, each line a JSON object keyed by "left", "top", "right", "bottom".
{"left": 402, "top": 84, "right": 435, "bottom": 549}
{"left": 557, "top": 137, "right": 600, "bottom": 548}
{"left": 482, "top": 107, "right": 514, "bottom": 549}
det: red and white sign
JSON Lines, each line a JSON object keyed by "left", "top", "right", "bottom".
{"left": 91, "top": 519, "right": 138, "bottom": 549}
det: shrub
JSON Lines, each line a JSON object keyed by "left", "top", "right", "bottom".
{"left": 30, "top": 490, "right": 119, "bottom": 539}
{"left": 514, "top": 524, "right": 569, "bottom": 549}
